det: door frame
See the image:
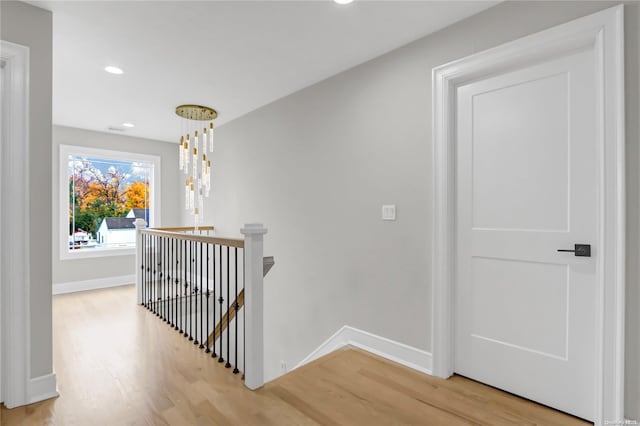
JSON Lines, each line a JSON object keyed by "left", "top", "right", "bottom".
{"left": 431, "top": 5, "right": 625, "bottom": 424}
{"left": 0, "top": 40, "right": 31, "bottom": 408}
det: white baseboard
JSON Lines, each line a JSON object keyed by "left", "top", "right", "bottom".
{"left": 295, "top": 325, "right": 432, "bottom": 375}
{"left": 27, "top": 372, "right": 58, "bottom": 404}
{"left": 53, "top": 275, "right": 135, "bottom": 295}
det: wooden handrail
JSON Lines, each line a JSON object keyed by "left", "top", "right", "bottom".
{"left": 140, "top": 228, "right": 244, "bottom": 248}
{"left": 153, "top": 226, "right": 215, "bottom": 232}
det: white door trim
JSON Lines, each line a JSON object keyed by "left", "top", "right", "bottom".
{"left": 0, "top": 40, "right": 32, "bottom": 408}
{"left": 431, "top": 6, "right": 625, "bottom": 424}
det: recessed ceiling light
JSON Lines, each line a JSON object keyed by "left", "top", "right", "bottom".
{"left": 334, "top": 0, "right": 354, "bottom": 4}
{"left": 122, "top": 122, "right": 135, "bottom": 128}
{"left": 104, "top": 66, "right": 123, "bottom": 75}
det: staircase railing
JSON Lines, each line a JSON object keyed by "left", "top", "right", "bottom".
{"left": 134, "top": 220, "right": 268, "bottom": 390}
{"left": 206, "top": 256, "right": 274, "bottom": 347}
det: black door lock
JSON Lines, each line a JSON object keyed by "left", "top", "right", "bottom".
{"left": 557, "top": 244, "right": 591, "bottom": 257}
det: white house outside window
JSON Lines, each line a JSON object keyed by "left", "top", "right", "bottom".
{"left": 60, "top": 145, "right": 161, "bottom": 259}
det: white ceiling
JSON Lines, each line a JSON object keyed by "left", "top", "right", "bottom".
{"left": 30, "top": 0, "right": 497, "bottom": 143}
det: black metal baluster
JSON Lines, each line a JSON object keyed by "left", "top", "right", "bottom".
{"left": 154, "top": 236, "right": 157, "bottom": 312}
{"left": 184, "top": 238, "right": 187, "bottom": 334}
{"left": 193, "top": 240, "right": 196, "bottom": 341}
{"left": 171, "top": 237, "right": 174, "bottom": 325}
{"left": 168, "top": 237, "right": 171, "bottom": 324}
{"left": 182, "top": 239, "right": 187, "bottom": 336}
{"left": 168, "top": 237, "right": 171, "bottom": 326}
{"left": 218, "top": 243, "right": 224, "bottom": 363}
{"left": 165, "top": 236, "right": 169, "bottom": 323}
{"left": 188, "top": 239, "right": 192, "bottom": 341}
{"left": 156, "top": 236, "right": 159, "bottom": 314}
{"left": 149, "top": 234, "right": 152, "bottom": 309}
{"left": 183, "top": 239, "right": 187, "bottom": 337}
{"left": 205, "top": 243, "right": 211, "bottom": 354}
{"left": 158, "top": 236, "right": 162, "bottom": 316}
{"left": 153, "top": 235, "right": 156, "bottom": 312}
{"left": 183, "top": 238, "right": 187, "bottom": 335}
{"left": 140, "top": 234, "right": 145, "bottom": 306}
{"left": 140, "top": 233, "right": 143, "bottom": 306}
{"left": 233, "top": 247, "right": 239, "bottom": 374}
{"left": 173, "top": 237, "right": 177, "bottom": 328}
{"left": 142, "top": 234, "right": 149, "bottom": 308}
{"left": 178, "top": 238, "right": 183, "bottom": 333}
{"left": 152, "top": 235, "right": 156, "bottom": 314}
{"left": 199, "top": 241, "right": 204, "bottom": 349}
{"left": 145, "top": 234, "right": 148, "bottom": 309}
{"left": 152, "top": 235, "right": 155, "bottom": 313}
{"left": 148, "top": 234, "right": 151, "bottom": 310}
{"left": 175, "top": 237, "right": 179, "bottom": 330}
{"left": 191, "top": 240, "right": 195, "bottom": 341}
{"left": 176, "top": 239, "right": 180, "bottom": 332}
{"left": 163, "top": 236, "right": 167, "bottom": 322}
{"left": 163, "top": 237, "right": 166, "bottom": 321}
{"left": 159, "top": 237, "right": 164, "bottom": 320}
{"left": 212, "top": 244, "right": 217, "bottom": 358}
{"left": 187, "top": 240, "right": 192, "bottom": 340}
{"left": 159, "top": 236, "right": 163, "bottom": 318}
{"left": 158, "top": 237, "right": 162, "bottom": 319}
{"left": 170, "top": 237, "right": 173, "bottom": 326}
{"left": 151, "top": 235, "right": 154, "bottom": 312}
{"left": 156, "top": 236, "right": 161, "bottom": 316}
{"left": 146, "top": 234, "right": 149, "bottom": 310}
{"left": 151, "top": 235, "right": 154, "bottom": 313}
{"left": 176, "top": 238, "right": 179, "bottom": 327}
{"left": 225, "top": 246, "right": 231, "bottom": 369}
{"left": 163, "top": 236, "right": 166, "bottom": 320}
{"left": 194, "top": 241, "right": 199, "bottom": 346}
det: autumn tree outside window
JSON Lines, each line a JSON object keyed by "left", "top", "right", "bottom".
{"left": 60, "top": 145, "right": 161, "bottom": 259}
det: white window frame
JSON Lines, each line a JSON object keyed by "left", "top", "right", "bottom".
{"left": 59, "top": 144, "right": 161, "bottom": 260}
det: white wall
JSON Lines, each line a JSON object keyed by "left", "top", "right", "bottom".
{"left": 188, "top": 1, "right": 640, "bottom": 418}
{"left": 52, "top": 125, "right": 180, "bottom": 285}
{"left": 1, "top": 0, "right": 53, "bottom": 381}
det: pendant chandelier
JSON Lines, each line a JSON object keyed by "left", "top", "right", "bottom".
{"left": 176, "top": 104, "right": 217, "bottom": 227}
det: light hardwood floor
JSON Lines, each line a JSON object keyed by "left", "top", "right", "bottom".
{"left": 1, "top": 285, "right": 590, "bottom": 425}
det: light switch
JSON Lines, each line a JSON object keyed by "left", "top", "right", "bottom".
{"left": 382, "top": 204, "right": 396, "bottom": 221}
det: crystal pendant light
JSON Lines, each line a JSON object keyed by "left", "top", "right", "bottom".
{"left": 176, "top": 105, "right": 218, "bottom": 229}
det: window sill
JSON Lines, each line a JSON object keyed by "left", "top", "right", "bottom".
{"left": 60, "top": 246, "right": 136, "bottom": 260}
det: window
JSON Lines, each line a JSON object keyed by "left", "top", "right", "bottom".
{"left": 59, "top": 145, "right": 161, "bottom": 259}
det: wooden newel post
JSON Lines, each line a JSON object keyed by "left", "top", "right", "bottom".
{"left": 241, "top": 223, "right": 267, "bottom": 390}
{"left": 134, "top": 218, "right": 147, "bottom": 305}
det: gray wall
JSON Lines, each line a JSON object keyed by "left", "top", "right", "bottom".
{"left": 1, "top": 1, "right": 53, "bottom": 379}
{"left": 192, "top": 1, "right": 640, "bottom": 418}
{"left": 52, "top": 125, "right": 180, "bottom": 285}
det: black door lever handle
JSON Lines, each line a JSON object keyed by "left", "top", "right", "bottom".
{"left": 557, "top": 244, "right": 591, "bottom": 257}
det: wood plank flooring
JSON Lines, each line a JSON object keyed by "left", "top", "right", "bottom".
{"left": 1, "top": 285, "right": 590, "bottom": 425}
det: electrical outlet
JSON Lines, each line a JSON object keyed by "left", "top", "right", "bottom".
{"left": 280, "top": 360, "right": 287, "bottom": 373}
{"left": 382, "top": 204, "right": 396, "bottom": 221}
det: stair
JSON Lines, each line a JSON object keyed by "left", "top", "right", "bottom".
{"left": 206, "top": 256, "right": 274, "bottom": 347}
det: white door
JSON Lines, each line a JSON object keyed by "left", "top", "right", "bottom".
{"left": 455, "top": 45, "right": 598, "bottom": 420}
